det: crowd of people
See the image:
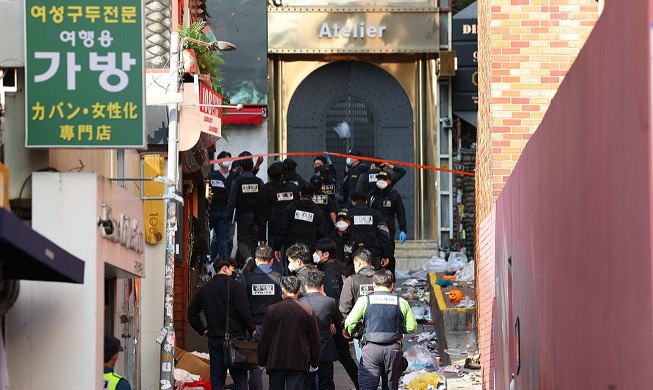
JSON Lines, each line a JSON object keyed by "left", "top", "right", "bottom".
{"left": 189, "top": 150, "right": 416, "bottom": 390}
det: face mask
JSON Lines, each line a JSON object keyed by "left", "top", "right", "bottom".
{"left": 287, "top": 260, "right": 297, "bottom": 272}
{"left": 312, "top": 252, "right": 321, "bottom": 263}
{"left": 345, "top": 158, "right": 352, "bottom": 167}
{"left": 219, "top": 162, "right": 231, "bottom": 170}
{"left": 376, "top": 180, "right": 389, "bottom": 190}
{"left": 336, "top": 221, "right": 348, "bottom": 231}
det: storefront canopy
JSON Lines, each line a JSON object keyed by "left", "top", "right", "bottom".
{"left": 0, "top": 208, "right": 85, "bottom": 283}
{"left": 222, "top": 105, "right": 266, "bottom": 125}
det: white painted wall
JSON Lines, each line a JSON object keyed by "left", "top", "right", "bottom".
{"left": 6, "top": 173, "right": 102, "bottom": 389}
{"left": 139, "top": 239, "right": 165, "bottom": 389}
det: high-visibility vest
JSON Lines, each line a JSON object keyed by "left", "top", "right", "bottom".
{"left": 103, "top": 372, "right": 124, "bottom": 390}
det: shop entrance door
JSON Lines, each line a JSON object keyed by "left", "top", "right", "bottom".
{"left": 287, "top": 61, "right": 414, "bottom": 238}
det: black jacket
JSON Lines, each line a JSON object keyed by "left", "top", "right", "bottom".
{"left": 256, "top": 180, "right": 301, "bottom": 242}
{"left": 242, "top": 265, "right": 282, "bottom": 325}
{"left": 188, "top": 274, "right": 256, "bottom": 338}
{"left": 209, "top": 169, "right": 236, "bottom": 214}
{"left": 227, "top": 172, "right": 264, "bottom": 222}
{"left": 346, "top": 203, "right": 392, "bottom": 262}
{"left": 285, "top": 170, "right": 307, "bottom": 188}
{"left": 313, "top": 193, "right": 336, "bottom": 233}
{"left": 330, "top": 229, "right": 358, "bottom": 276}
{"left": 317, "top": 259, "right": 345, "bottom": 304}
{"left": 356, "top": 166, "right": 407, "bottom": 193}
{"left": 339, "top": 162, "right": 368, "bottom": 207}
{"left": 367, "top": 188, "right": 407, "bottom": 237}
{"left": 276, "top": 198, "right": 327, "bottom": 251}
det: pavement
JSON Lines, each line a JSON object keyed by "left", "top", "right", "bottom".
{"left": 186, "top": 267, "right": 482, "bottom": 389}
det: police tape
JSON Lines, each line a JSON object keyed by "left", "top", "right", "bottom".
{"left": 209, "top": 151, "right": 475, "bottom": 177}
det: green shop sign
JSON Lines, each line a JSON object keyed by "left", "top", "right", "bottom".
{"left": 25, "top": 1, "right": 145, "bottom": 148}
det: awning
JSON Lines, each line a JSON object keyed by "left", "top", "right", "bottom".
{"left": 0, "top": 208, "right": 85, "bottom": 283}
{"left": 454, "top": 111, "right": 478, "bottom": 128}
{"left": 222, "top": 105, "right": 266, "bottom": 125}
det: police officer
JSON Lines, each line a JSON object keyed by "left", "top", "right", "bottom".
{"left": 347, "top": 191, "right": 391, "bottom": 270}
{"left": 356, "top": 160, "right": 407, "bottom": 194}
{"left": 339, "top": 248, "right": 377, "bottom": 364}
{"left": 227, "top": 158, "right": 264, "bottom": 267}
{"left": 315, "top": 164, "right": 337, "bottom": 202}
{"left": 314, "top": 152, "right": 337, "bottom": 184}
{"left": 255, "top": 162, "right": 300, "bottom": 261}
{"left": 330, "top": 211, "right": 357, "bottom": 276}
{"left": 310, "top": 175, "right": 337, "bottom": 234}
{"left": 282, "top": 157, "right": 307, "bottom": 188}
{"left": 242, "top": 246, "right": 282, "bottom": 390}
{"left": 274, "top": 183, "right": 327, "bottom": 264}
{"left": 103, "top": 336, "right": 132, "bottom": 390}
{"left": 338, "top": 149, "right": 369, "bottom": 208}
{"left": 344, "top": 270, "right": 417, "bottom": 390}
{"left": 209, "top": 151, "right": 236, "bottom": 261}
{"left": 367, "top": 171, "right": 407, "bottom": 276}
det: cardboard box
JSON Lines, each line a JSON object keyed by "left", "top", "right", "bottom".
{"left": 175, "top": 347, "right": 211, "bottom": 381}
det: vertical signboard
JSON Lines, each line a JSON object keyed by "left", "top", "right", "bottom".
{"left": 25, "top": 1, "right": 145, "bottom": 147}
{"left": 452, "top": 2, "right": 478, "bottom": 118}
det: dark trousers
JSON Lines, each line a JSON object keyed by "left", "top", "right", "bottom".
{"left": 305, "top": 361, "right": 335, "bottom": 390}
{"left": 207, "top": 338, "right": 248, "bottom": 390}
{"left": 334, "top": 331, "right": 359, "bottom": 389}
{"left": 236, "top": 219, "right": 257, "bottom": 267}
{"left": 268, "top": 369, "right": 305, "bottom": 390}
{"left": 210, "top": 211, "right": 229, "bottom": 261}
{"left": 359, "top": 342, "right": 403, "bottom": 390}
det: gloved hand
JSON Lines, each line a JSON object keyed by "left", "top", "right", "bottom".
{"left": 324, "top": 151, "right": 331, "bottom": 164}
{"left": 399, "top": 231, "right": 407, "bottom": 244}
{"left": 309, "top": 366, "right": 319, "bottom": 373}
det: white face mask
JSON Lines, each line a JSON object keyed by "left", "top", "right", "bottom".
{"left": 336, "top": 221, "right": 348, "bottom": 231}
{"left": 312, "top": 252, "right": 321, "bottom": 263}
{"left": 345, "top": 158, "right": 352, "bottom": 167}
{"left": 287, "top": 258, "right": 298, "bottom": 272}
{"left": 219, "top": 162, "right": 231, "bottom": 170}
{"left": 376, "top": 180, "right": 389, "bottom": 190}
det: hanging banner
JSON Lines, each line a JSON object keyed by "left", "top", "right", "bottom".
{"left": 24, "top": 0, "right": 145, "bottom": 148}
{"left": 143, "top": 155, "right": 165, "bottom": 244}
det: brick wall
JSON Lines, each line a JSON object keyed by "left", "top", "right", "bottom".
{"left": 475, "top": 2, "right": 599, "bottom": 388}
{"left": 477, "top": 208, "right": 496, "bottom": 389}
{"left": 476, "top": 1, "right": 599, "bottom": 225}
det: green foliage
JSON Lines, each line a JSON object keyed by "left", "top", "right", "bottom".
{"left": 178, "top": 20, "right": 230, "bottom": 104}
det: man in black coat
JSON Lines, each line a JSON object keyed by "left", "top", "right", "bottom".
{"left": 255, "top": 162, "right": 300, "bottom": 273}
{"left": 283, "top": 157, "right": 307, "bottom": 188}
{"left": 209, "top": 151, "right": 236, "bottom": 261}
{"left": 299, "top": 270, "right": 343, "bottom": 390}
{"left": 257, "top": 276, "right": 321, "bottom": 390}
{"left": 330, "top": 211, "right": 358, "bottom": 276}
{"left": 275, "top": 183, "right": 327, "bottom": 260}
{"left": 346, "top": 191, "right": 392, "bottom": 270}
{"left": 366, "top": 171, "right": 408, "bottom": 275}
{"left": 227, "top": 158, "right": 265, "bottom": 267}
{"left": 188, "top": 256, "right": 256, "bottom": 390}
{"left": 338, "top": 149, "right": 368, "bottom": 208}
{"left": 241, "top": 246, "right": 282, "bottom": 390}
{"left": 356, "top": 160, "right": 407, "bottom": 193}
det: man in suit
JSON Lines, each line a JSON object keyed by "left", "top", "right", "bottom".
{"left": 299, "top": 270, "right": 343, "bottom": 390}
{"left": 188, "top": 256, "right": 256, "bottom": 390}
{"left": 257, "top": 276, "right": 321, "bottom": 390}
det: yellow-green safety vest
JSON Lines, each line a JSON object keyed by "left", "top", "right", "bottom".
{"left": 103, "top": 372, "right": 123, "bottom": 390}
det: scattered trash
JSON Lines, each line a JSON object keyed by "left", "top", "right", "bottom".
{"left": 405, "top": 344, "right": 439, "bottom": 371}
{"left": 445, "top": 252, "right": 468, "bottom": 273}
{"left": 411, "top": 305, "right": 433, "bottom": 322}
{"left": 421, "top": 256, "right": 448, "bottom": 273}
{"left": 443, "top": 364, "right": 463, "bottom": 374}
{"left": 455, "top": 260, "right": 475, "bottom": 282}
{"left": 403, "top": 278, "right": 421, "bottom": 287}
{"left": 435, "top": 279, "right": 454, "bottom": 287}
{"left": 405, "top": 371, "right": 444, "bottom": 389}
{"left": 456, "top": 296, "right": 475, "bottom": 308}
{"left": 411, "top": 332, "right": 437, "bottom": 343}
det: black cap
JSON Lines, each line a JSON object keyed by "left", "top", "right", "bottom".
{"left": 104, "top": 336, "right": 123, "bottom": 362}
{"left": 348, "top": 149, "right": 362, "bottom": 157}
{"left": 377, "top": 171, "right": 391, "bottom": 180}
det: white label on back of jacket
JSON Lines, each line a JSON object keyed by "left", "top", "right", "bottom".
{"left": 322, "top": 184, "right": 335, "bottom": 194}
{"left": 295, "top": 210, "right": 315, "bottom": 222}
{"left": 359, "top": 284, "right": 374, "bottom": 296}
{"left": 211, "top": 179, "right": 225, "bottom": 188}
{"left": 368, "top": 173, "right": 378, "bottom": 183}
{"left": 277, "top": 192, "right": 294, "bottom": 201}
{"left": 252, "top": 284, "right": 275, "bottom": 295}
{"left": 313, "top": 195, "right": 328, "bottom": 204}
{"left": 242, "top": 184, "right": 259, "bottom": 193}
{"left": 368, "top": 295, "right": 398, "bottom": 305}
{"left": 354, "top": 215, "right": 373, "bottom": 225}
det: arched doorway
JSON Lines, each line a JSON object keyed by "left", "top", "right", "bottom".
{"left": 287, "top": 61, "right": 414, "bottom": 238}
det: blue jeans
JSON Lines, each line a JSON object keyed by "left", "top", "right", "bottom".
{"left": 210, "top": 211, "right": 229, "bottom": 261}
{"left": 208, "top": 338, "right": 248, "bottom": 390}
